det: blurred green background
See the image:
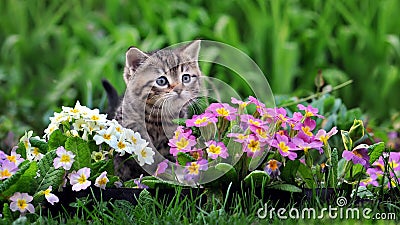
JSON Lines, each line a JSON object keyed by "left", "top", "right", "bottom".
{"left": 0, "top": 0, "right": 399, "bottom": 146}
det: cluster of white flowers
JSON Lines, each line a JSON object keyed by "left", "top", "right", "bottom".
{"left": 20, "top": 130, "right": 45, "bottom": 162}
{"left": 43, "top": 101, "right": 155, "bottom": 165}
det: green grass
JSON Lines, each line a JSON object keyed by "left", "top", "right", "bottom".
{"left": 0, "top": 0, "right": 399, "bottom": 147}
{"left": 7, "top": 186, "right": 398, "bottom": 224}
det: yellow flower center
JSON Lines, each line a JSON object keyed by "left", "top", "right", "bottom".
{"left": 248, "top": 140, "right": 261, "bottom": 152}
{"left": 91, "top": 115, "right": 100, "bottom": 120}
{"left": 192, "top": 152, "right": 200, "bottom": 160}
{"left": 6, "top": 155, "right": 16, "bottom": 163}
{"left": 60, "top": 154, "right": 71, "bottom": 163}
{"left": 256, "top": 129, "right": 267, "bottom": 138}
{"left": 319, "top": 135, "right": 329, "bottom": 145}
{"left": 188, "top": 162, "right": 200, "bottom": 175}
{"left": 131, "top": 136, "right": 137, "bottom": 144}
{"left": 33, "top": 147, "right": 40, "bottom": 156}
{"left": 216, "top": 108, "right": 229, "bottom": 117}
{"left": 117, "top": 141, "right": 126, "bottom": 149}
{"left": 389, "top": 161, "right": 399, "bottom": 169}
{"left": 208, "top": 145, "right": 221, "bottom": 155}
{"left": 194, "top": 117, "right": 208, "bottom": 125}
{"left": 268, "top": 160, "right": 279, "bottom": 171}
{"left": 301, "top": 126, "right": 313, "bottom": 136}
{"left": 70, "top": 108, "right": 79, "bottom": 114}
{"left": 103, "top": 134, "right": 111, "bottom": 140}
{"left": 1, "top": 170, "right": 12, "bottom": 178}
{"left": 176, "top": 138, "right": 189, "bottom": 150}
{"left": 278, "top": 142, "right": 289, "bottom": 153}
{"left": 249, "top": 119, "right": 260, "bottom": 126}
{"left": 17, "top": 199, "right": 27, "bottom": 210}
{"left": 77, "top": 174, "right": 87, "bottom": 184}
{"left": 305, "top": 111, "right": 314, "bottom": 117}
{"left": 141, "top": 149, "right": 147, "bottom": 158}
{"left": 44, "top": 189, "right": 51, "bottom": 196}
{"left": 116, "top": 127, "right": 122, "bottom": 133}
{"left": 97, "top": 177, "right": 108, "bottom": 186}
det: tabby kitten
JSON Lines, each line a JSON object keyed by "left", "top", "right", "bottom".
{"left": 111, "top": 41, "right": 202, "bottom": 181}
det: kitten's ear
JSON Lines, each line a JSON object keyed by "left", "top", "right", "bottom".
{"left": 124, "top": 47, "right": 149, "bottom": 83}
{"left": 180, "top": 40, "right": 201, "bottom": 62}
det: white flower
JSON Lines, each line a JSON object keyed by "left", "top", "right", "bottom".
{"left": 72, "top": 119, "right": 86, "bottom": 131}
{"left": 53, "top": 147, "right": 75, "bottom": 170}
{"left": 110, "top": 132, "right": 135, "bottom": 156}
{"left": 134, "top": 146, "right": 155, "bottom": 166}
{"left": 44, "top": 123, "right": 59, "bottom": 138}
{"left": 68, "top": 167, "right": 91, "bottom": 191}
{"left": 94, "top": 171, "right": 109, "bottom": 190}
{"left": 43, "top": 186, "right": 59, "bottom": 205}
{"left": 124, "top": 129, "right": 148, "bottom": 149}
{"left": 27, "top": 147, "right": 44, "bottom": 162}
{"left": 9, "top": 192, "right": 34, "bottom": 214}
{"left": 93, "top": 125, "right": 117, "bottom": 145}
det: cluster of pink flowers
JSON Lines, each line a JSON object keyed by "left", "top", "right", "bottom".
{"left": 360, "top": 152, "right": 400, "bottom": 188}
{"left": 162, "top": 96, "right": 338, "bottom": 181}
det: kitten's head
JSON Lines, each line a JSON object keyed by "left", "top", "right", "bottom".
{"left": 123, "top": 41, "right": 201, "bottom": 120}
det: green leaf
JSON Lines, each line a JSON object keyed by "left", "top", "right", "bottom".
{"left": 215, "top": 163, "right": 238, "bottom": 183}
{"left": 328, "top": 148, "right": 338, "bottom": 188}
{"left": 48, "top": 129, "right": 67, "bottom": 151}
{"left": 139, "top": 176, "right": 178, "bottom": 189}
{"left": 16, "top": 141, "right": 27, "bottom": 160}
{"left": 368, "top": 142, "right": 385, "bottom": 164}
{"left": 281, "top": 160, "right": 300, "bottom": 184}
{"left": 30, "top": 138, "right": 48, "bottom": 154}
{"left": 34, "top": 150, "right": 65, "bottom": 195}
{"left": 341, "top": 130, "right": 353, "bottom": 151}
{"left": 243, "top": 170, "right": 270, "bottom": 187}
{"left": 348, "top": 119, "right": 365, "bottom": 142}
{"left": 172, "top": 118, "right": 187, "bottom": 126}
{"left": 267, "top": 183, "right": 302, "bottom": 193}
{"left": 91, "top": 159, "right": 114, "bottom": 178}
{"left": 65, "top": 137, "right": 91, "bottom": 171}
{"left": 297, "top": 163, "right": 314, "bottom": 188}
{"left": 2, "top": 203, "right": 13, "bottom": 223}
{"left": 1, "top": 162, "right": 38, "bottom": 198}
{"left": 176, "top": 152, "right": 195, "bottom": 166}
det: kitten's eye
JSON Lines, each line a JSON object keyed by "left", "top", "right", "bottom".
{"left": 156, "top": 76, "right": 169, "bottom": 86}
{"left": 182, "top": 74, "right": 191, "bottom": 83}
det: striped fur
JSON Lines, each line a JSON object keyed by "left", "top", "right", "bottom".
{"left": 114, "top": 41, "right": 202, "bottom": 180}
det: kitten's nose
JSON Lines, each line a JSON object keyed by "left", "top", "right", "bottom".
{"left": 173, "top": 84, "right": 183, "bottom": 95}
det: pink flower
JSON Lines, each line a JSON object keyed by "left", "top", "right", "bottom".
{"left": 186, "top": 113, "right": 217, "bottom": 127}
{"left": 206, "top": 103, "right": 237, "bottom": 121}
{"left": 240, "top": 114, "right": 264, "bottom": 130}
{"left": 315, "top": 127, "right": 338, "bottom": 145}
{"left": 342, "top": 144, "right": 370, "bottom": 169}
{"left": 154, "top": 160, "right": 168, "bottom": 176}
{"left": 9, "top": 192, "right": 34, "bottom": 214}
{"left": 0, "top": 160, "right": 18, "bottom": 180}
{"left": 274, "top": 108, "right": 290, "bottom": 127}
{"left": 248, "top": 96, "right": 267, "bottom": 115}
{"left": 205, "top": 140, "right": 228, "bottom": 159}
{"left": 43, "top": 186, "right": 59, "bottom": 205}
{"left": 231, "top": 97, "right": 250, "bottom": 109}
{"left": 288, "top": 112, "right": 303, "bottom": 128}
{"left": 227, "top": 133, "right": 249, "bottom": 144}
{"left": 95, "top": 171, "right": 109, "bottom": 190}
{"left": 272, "top": 134, "right": 300, "bottom": 160}
{"left": 68, "top": 167, "right": 91, "bottom": 191}
{"left": 294, "top": 117, "right": 316, "bottom": 137}
{"left": 243, "top": 135, "right": 266, "bottom": 157}
{"left": 168, "top": 133, "right": 197, "bottom": 156}
{"left": 188, "top": 148, "right": 204, "bottom": 160}
{"left": 297, "top": 104, "right": 324, "bottom": 118}
{"left": 184, "top": 159, "right": 208, "bottom": 181}
{"left": 360, "top": 168, "right": 379, "bottom": 187}
{"left": 53, "top": 146, "right": 75, "bottom": 170}
{"left": 292, "top": 137, "right": 323, "bottom": 154}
